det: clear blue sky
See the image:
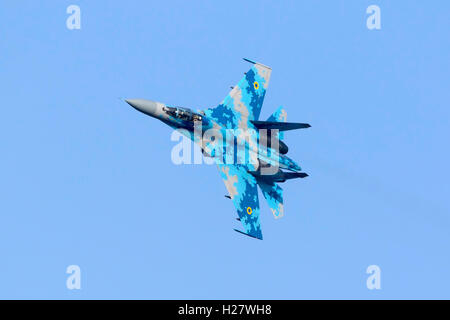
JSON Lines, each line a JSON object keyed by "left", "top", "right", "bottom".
{"left": 1, "top": 1, "right": 449, "bottom": 299}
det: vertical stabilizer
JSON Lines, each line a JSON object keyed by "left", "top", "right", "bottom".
{"left": 267, "top": 106, "right": 287, "bottom": 140}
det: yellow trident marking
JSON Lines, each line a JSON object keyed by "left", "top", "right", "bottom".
{"left": 247, "top": 207, "right": 253, "bottom": 215}
{"left": 253, "top": 81, "right": 259, "bottom": 90}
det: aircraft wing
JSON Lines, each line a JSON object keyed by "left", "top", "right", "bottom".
{"left": 216, "top": 163, "right": 263, "bottom": 239}
{"left": 205, "top": 58, "right": 272, "bottom": 128}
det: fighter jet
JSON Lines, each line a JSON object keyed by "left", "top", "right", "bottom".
{"left": 125, "top": 59, "right": 310, "bottom": 239}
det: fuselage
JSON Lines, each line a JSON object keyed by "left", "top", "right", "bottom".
{"left": 125, "top": 98, "right": 301, "bottom": 173}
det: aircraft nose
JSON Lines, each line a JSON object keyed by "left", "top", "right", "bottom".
{"left": 125, "top": 99, "right": 159, "bottom": 117}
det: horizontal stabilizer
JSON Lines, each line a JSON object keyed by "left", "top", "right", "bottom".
{"left": 251, "top": 121, "right": 311, "bottom": 131}
{"left": 258, "top": 181, "right": 284, "bottom": 219}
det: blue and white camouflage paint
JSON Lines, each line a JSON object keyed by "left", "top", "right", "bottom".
{"left": 125, "top": 59, "right": 310, "bottom": 239}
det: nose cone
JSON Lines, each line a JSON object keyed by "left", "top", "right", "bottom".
{"left": 125, "top": 99, "right": 159, "bottom": 117}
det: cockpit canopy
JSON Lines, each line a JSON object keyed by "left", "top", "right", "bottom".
{"left": 162, "top": 106, "right": 203, "bottom": 122}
